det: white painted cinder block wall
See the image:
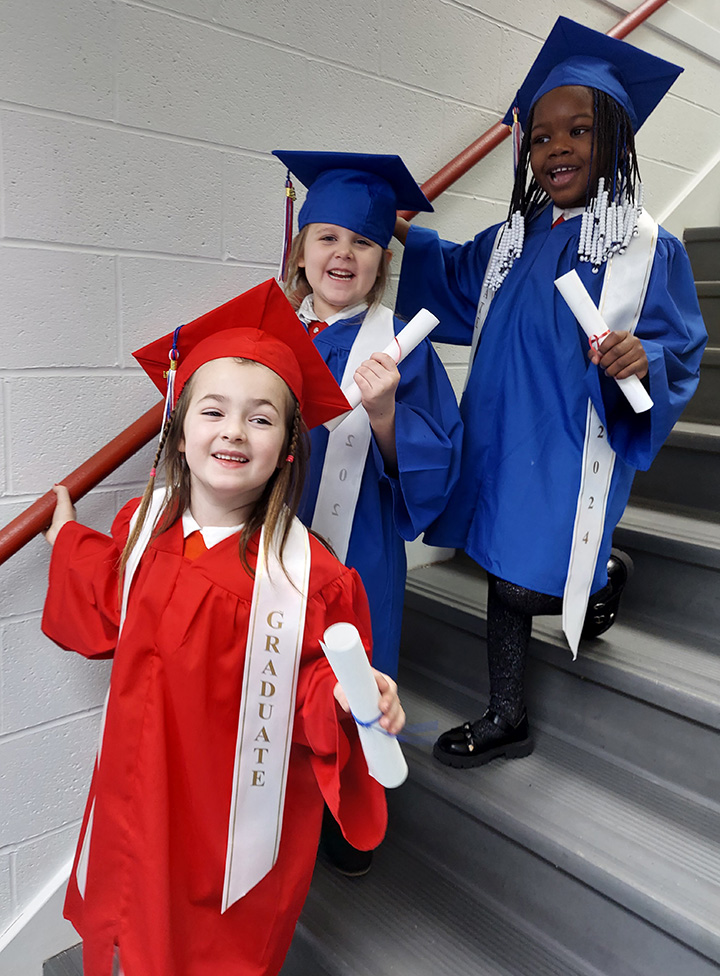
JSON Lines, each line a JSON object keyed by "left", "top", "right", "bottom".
{"left": 1, "top": 0, "right": 718, "bottom": 954}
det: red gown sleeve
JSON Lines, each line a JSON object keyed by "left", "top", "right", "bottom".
{"left": 296, "top": 563, "right": 388, "bottom": 851}
{"left": 41, "top": 499, "right": 139, "bottom": 659}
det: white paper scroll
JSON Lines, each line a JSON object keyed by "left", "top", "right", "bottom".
{"left": 555, "top": 270, "right": 653, "bottom": 414}
{"left": 320, "top": 622, "right": 408, "bottom": 789}
{"left": 323, "top": 308, "right": 440, "bottom": 431}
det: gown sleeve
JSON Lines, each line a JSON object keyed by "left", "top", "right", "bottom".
{"left": 370, "top": 325, "right": 464, "bottom": 540}
{"left": 585, "top": 233, "right": 708, "bottom": 470}
{"left": 294, "top": 564, "right": 387, "bottom": 850}
{"left": 41, "top": 499, "right": 139, "bottom": 658}
{"left": 395, "top": 223, "right": 501, "bottom": 343}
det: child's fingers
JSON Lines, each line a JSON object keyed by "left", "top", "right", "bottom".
{"left": 368, "top": 351, "right": 398, "bottom": 372}
{"left": 354, "top": 356, "right": 400, "bottom": 403}
{"left": 372, "top": 669, "right": 406, "bottom": 735}
{"left": 333, "top": 681, "right": 350, "bottom": 713}
{"left": 355, "top": 355, "right": 400, "bottom": 385}
{"left": 607, "top": 352, "right": 649, "bottom": 380}
{"left": 52, "top": 482, "right": 72, "bottom": 505}
{"left": 334, "top": 671, "right": 406, "bottom": 734}
{"left": 43, "top": 484, "right": 77, "bottom": 545}
{"left": 593, "top": 332, "right": 649, "bottom": 380}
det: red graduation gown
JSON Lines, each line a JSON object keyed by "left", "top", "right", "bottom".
{"left": 41, "top": 500, "right": 387, "bottom": 976}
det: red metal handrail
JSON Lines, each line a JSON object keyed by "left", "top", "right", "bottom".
{"left": 0, "top": 402, "right": 164, "bottom": 565}
{"left": 398, "top": 0, "right": 672, "bottom": 218}
{"left": 0, "top": 0, "right": 672, "bottom": 567}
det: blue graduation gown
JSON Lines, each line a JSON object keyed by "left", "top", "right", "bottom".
{"left": 298, "top": 307, "right": 463, "bottom": 676}
{"left": 395, "top": 206, "right": 707, "bottom": 597}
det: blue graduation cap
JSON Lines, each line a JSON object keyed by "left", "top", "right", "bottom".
{"left": 502, "top": 16, "right": 683, "bottom": 132}
{"left": 272, "top": 150, "right": 433, "bottom": 248}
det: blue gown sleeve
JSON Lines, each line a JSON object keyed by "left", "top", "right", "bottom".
{"left": 584, "top": 233, "right": 707, "bottom": 470}
{"left": 368, "top": 322, "right": 463, "bottom": 541}
{"left": 395, "top": 223, "right": 501, "bottom": 344}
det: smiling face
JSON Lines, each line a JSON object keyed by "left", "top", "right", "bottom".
{"left": 179, "top": 358, "right": 292, "bottom": 525}
{"left": 298, "top": 223, "right": 386, "bottom": 320}
{"left": 529, "top": 85, "right": 597, "bottom": 209}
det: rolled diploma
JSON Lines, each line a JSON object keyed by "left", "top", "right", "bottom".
{"left": 554, "top": 270, "right": 653, "bottom": 414}
{"left": 320, "top": 622, "right": 408, "bottom": 789}
{"left": 323, "top": 308, "right": 440, "bottom": 431}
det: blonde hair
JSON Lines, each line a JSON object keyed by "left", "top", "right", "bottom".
{"left": 119, "top": 360, "right": 310, "bottom": 587}
{"left": 283, "top": 225, "right": 391, "bottom": 311}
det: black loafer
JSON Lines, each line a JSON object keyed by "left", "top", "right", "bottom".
{"left": 319, "top": 806, "right": 374, "bottom": 877}
{"left": 433, "top": 708, "right": 533, "bottom": 769}
{"left": 582, "top": 548, "right": 634, "bottom": 639}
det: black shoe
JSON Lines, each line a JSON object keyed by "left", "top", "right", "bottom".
{"left": 582, "top": 548, "right": 634, "bottom": 639}
{"left": 319, "top": 807, "right": 374, "bottom": 877}
{"left": 433, "top": 708, "right": 533, "bottom": 769}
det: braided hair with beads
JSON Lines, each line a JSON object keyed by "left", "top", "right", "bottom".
{"left": 485, "top": 87, "right": 643, "bottom": 292}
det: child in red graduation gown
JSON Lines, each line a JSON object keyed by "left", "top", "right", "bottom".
{"left": 41, "top": 279, "right": 404, "bottom": 976}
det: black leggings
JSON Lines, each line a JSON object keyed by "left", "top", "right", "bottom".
{"left": 485, "top": 575, "right": 562, "bottom": 723}
{"left": 486, "top": 574, "right": 611, "bottom": 722}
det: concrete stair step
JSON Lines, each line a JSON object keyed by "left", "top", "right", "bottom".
{"left": 43, "top": 944, "right": 82, "bottom": 976}
{"left": 613, "top": 504, "right": 720, "bottom": 640}
{"left": 403, "top": 555, "right": 720, "bottom": 802}
{"left": 392, "top": 669, "right": 720, "bottom": 972}
{"left": 697, "top": 281, "right": 720, "bottom": 345}
{"left": 391, "top": 774, "right": 720, "bottom": 976}
{"left": 287, "top": 825, "right": 618, "bottom": 976}
{"left": 631, "top": 420, "right": 720, "bottom": 519}
{"left": 683, "top": 227, "right": 720, "bottom": 283}
{"left": 682, "top": 347, "right": 720, "bottom": 425}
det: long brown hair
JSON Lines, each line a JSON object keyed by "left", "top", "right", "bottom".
{"left": 283, "top": 225, "right": 391, "bottom": 311}
{"left": 118, "top": 359, "right": 310, "bottom": 587}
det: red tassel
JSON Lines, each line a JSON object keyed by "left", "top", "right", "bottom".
{"left": 277, "top": 173, "right": 296, "bottom": 283}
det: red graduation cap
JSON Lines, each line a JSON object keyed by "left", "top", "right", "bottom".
{"left": 132, "top": 278, "right": 351, "bottom": 430}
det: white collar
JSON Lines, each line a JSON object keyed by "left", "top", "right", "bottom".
{"left": 182, "top": 510, "right": 243, "bottom": 549}
{"left": 296, "top": 294, "right": 368, "bottom": 327}
{"left": 552, "top": 204, "right": 585, "bottom": 224}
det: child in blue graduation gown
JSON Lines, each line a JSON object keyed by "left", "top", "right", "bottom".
{"left": 273, "top": 150, "right": 463, "bottom": 682}
{"left": 272, "top": 151, "right": 463, "bottom": 873}
{"left": 394, "top": 18, "right": 707, "bottom": 769}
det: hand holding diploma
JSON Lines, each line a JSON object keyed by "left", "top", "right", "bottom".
{"left": 324, "top": 308, "right": 440, "bottom": 431}
{"left": 555, "top": 270, "right": 653, "bottom": 413}
{"left": 323, "top": 622, "right": 408, "bottom": 788}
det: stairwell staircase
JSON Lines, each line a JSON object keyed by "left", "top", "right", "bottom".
{"left": 45, "top": 230, "right": 720, "bottom": 975}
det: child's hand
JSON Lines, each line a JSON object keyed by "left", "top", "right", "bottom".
{"left": 44, "top": 484, "right": 76, "bottom": 547}
{"left": 354, "top": 352, "right": 400, "bottom": 425}
{"left": 333, "top": 668, "right": 406, "bottom": 737}
{"left": 588, "top": 331, "right": 648, "bottom": 380}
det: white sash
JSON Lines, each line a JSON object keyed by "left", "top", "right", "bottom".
{"left": 562, "top": 210, "right": 658, "bottom": 655}
{"left": 311, "top": 305, "right": 395, "bottom": 562}
{"left": 222, "top": 516, "right": 310, "bottom": 909}
{"left": 76, "top": 488, "right": 167, "bottom": 897}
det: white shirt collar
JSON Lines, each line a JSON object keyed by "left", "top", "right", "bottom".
{"left": 182, "top": 510, "right": 243, "bottom": 549}
{"left": 296, "top": 294, "right": 368, "bottom": 327}
{"left": 552, "top": 204, "right": 585, "bottom": 224}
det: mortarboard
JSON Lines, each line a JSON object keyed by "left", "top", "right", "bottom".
{"left": 272, "top": 150, "right": 433, "bottom": 248}
{"left": 132, "top": 278, "right": 351, "bottom": 430}
{"left": 502, "top": 16, "right": 683, "bottom": 132}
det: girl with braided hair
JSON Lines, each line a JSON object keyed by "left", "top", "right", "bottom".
{"left": 395, "top": 17, "right": 706, "bottom": 769}
{"left": 41, "top": 279, "right": 404, "bottom": 976}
